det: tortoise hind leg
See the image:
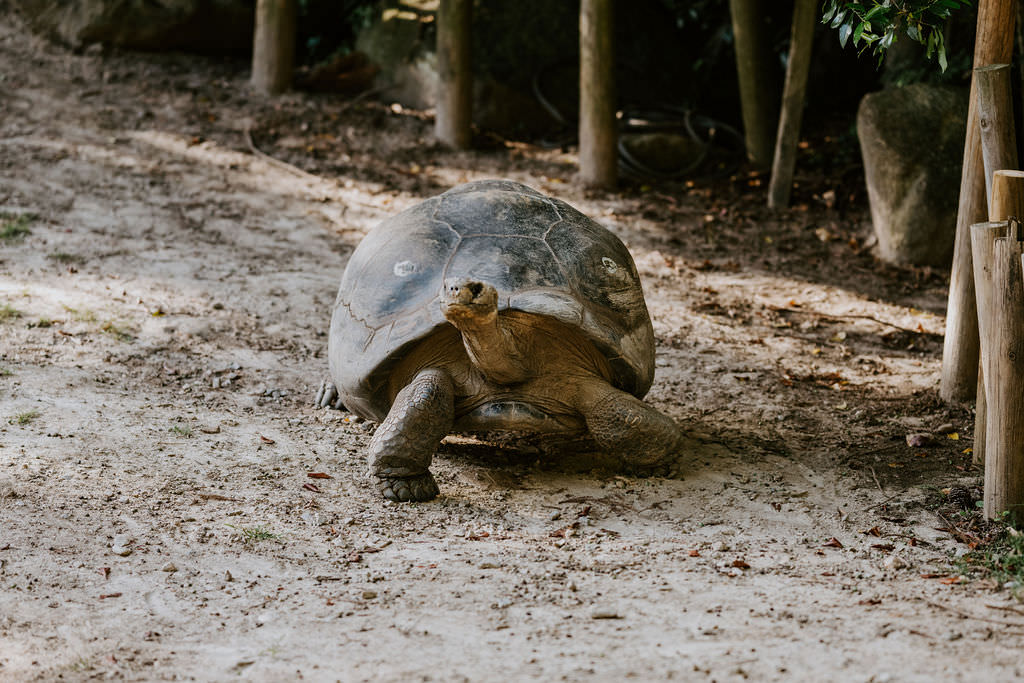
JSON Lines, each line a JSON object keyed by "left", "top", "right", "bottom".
{"left": 368, "top": 368, "right": 454, "bottom": 502}
{"left": 576, "top": 381, "right": 685, "bottom": 473}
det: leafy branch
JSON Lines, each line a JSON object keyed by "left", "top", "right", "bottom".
{"left": 822, "top": 0, "right": 972, "bottom": 71}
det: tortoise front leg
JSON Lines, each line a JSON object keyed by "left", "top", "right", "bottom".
{"left": 367, "top": 368, "right": 454, "bottom": 502}
{"left": 575, "top": 380, "right": 685, "bottom": 473}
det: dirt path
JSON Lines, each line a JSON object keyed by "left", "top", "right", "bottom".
{"left": 2, "top": 17, "right": 1022, "bottom": 683}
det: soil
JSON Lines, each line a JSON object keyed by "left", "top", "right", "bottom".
{"left": 2, "top": 15, "right": 1023, "bottom": 683}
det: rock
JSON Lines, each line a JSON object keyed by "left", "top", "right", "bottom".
{"left": 857, "top": 84, "right": 968, "bottom": 267}
{"left": 883, "top": 554, "right": 908, "bottom": 570}
{"left": 160, "top": 562, "right": 178, "bottom": 572}
{"left": 591, "top": 607, "right": 623, "bottom": 620}
{"left": 905, "top": 432, "right": 934, "bottom": 448}
{"left": 15, "top": 0, "right": 254, "bottom": 53}
{"left": 361, "top": 590, "right": 378, "bottom": 600}
{"left": 111, "top": 534, "right": 132, "bottom": 556}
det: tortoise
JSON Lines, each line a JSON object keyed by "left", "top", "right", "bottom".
{"left": 317, "top": 179, "right": 684, "bottom": 501}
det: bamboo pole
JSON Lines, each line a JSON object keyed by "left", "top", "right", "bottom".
{"left": 435, "top": 0, "right": 473, "bottom": 149}
{"left": 977, "top": 171, "right": 1024, "bottom": 465}
{"left": 728, "top": 0, "right": 778, "bottom": 169}
{"left": 986, "top": 227, "right": 1024, "bottom": 520}
{"left": 251, "top": 0, "right": 296, "bottom": 94}
{"left": 940, "top": 0, "right": 1017, "bottom": 403}
{"left": 579, "top": 0, "right": 617, "bottom": 189}
{"left": 767, "top": 0, "right": 816, "bottom": 209}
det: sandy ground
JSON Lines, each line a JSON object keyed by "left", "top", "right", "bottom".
{"left": 2, "top": 15, "right": 1024, "bottom": 683}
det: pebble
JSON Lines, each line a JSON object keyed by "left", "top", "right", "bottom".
{"left": 225, "top": 570, "right": 234, "bottom": 582}
{"left": 905, "top": 433, "right": 933, "bottom": 448}
{"left": 361, "top": 590, "right": 378, "bottom": 600}
{"left": 161, "top": 562, "right": 178, "bottom": 573}
{"left": 936, "top": 423, "right": 956, "bottom": 434}
{"left": 883, "top": 554, "right": 908, "bottom": 570}
{"left": 111, "top": 534, "right": 133, "bottom": 557}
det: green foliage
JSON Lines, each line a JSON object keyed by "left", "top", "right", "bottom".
{"left": 957, "top": 525, "right": 1024, "bottom": 599}
{"left": 11, "top": 409, "right": 39, "bottom": 425}
{"left": 1, "top": 212, "right": 34, "bottom": 240}
{"left": 822, "top": 0, "right": 972, "bottom": 71}
{"left": 0, "top": 304, "right": 21, "bottom": 322}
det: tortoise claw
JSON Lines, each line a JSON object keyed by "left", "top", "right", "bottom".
{"left": 376, "top": 473, "right": 439, "bottom": 502}
{"left": 315, "top": 379, "right": 345, "bottom": 410}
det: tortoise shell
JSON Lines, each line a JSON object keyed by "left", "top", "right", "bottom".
{"left": 328, "top": 179, "right": 655, "bottom": 422}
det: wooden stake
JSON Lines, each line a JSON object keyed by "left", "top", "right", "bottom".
{"left": 940, "top": 0, "right": 1017, "bottom": 404}
{"left": 986, "top": 228, "right": 1024, "bottom": 520}
{"left": 767, "top": 0, "right": 816, "bottom": 209}
{"left": 579, "top": 0, "right": 617, "bottom": 189}
{"left": 435, "top": 0, "right": 473, "bottom": 149}
{"left": 976, "top": 64, "right": 1018, "bottom": 205}
{"left": 972, "top": 221, "right": 1008, "bottom": 466}
{"left": 251, "top": 0, "right": 296, "bottom": 95}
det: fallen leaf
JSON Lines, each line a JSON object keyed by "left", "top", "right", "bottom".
{"left": 307, "top": 472, "right": 333, "bottom": 479}
{"left": 920, "top": 573, "right": 949, "bottom": 579}
{"left": 940, "top": 576, "right": 963, "bottom": 585}
{"left": 731, "top": 559, "right": 751, "bottom": 569}
{"left": 872, "top": 544, "right": 896, "bottom": 552}
{"left": 259, "top": 434, "right": 276, "bottom": 444}
{"left": 860, "top": 526, "right": 882, "bottom": 537}
{"left": 823, "top": 537, "right": 844, "bottom": 548}
{"left": 98, "top": 567, "right": 111, "bottom": 579}
{"left": 947, "top": 432, "right": 960, "bottom": 441}
{"left": 688, "top": 549, "right": 701, "bottom": 557}
{"left": 858, "top": 598, "right": 882, "bottom": 606}
{"left": 99, "top": 593, "right": 122, "bottom": 599}
{"left": 302, "top": 482, "right": 321, "bottom": 493}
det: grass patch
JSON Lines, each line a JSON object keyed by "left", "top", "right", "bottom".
{"left": 226, "top": 524, "right": 280, "bottom": 544}
{"left": 49, "top": 251, "right": 84, "bottom": 264}
{"left": 0, "top": 212, "right": 34, "bottom": 240}
{"left": 169, "top": 424, "right": 193, "bottom": 437}
{"left": 0, "top": 304, "right": 21, "bottom": 322}
{"left": 11, "top": 409, "right": 39, "bottom": 425}
{"left": 100, "top": 320, "right": 135, "bottom": 342}
{"left": 957, "top": 525, "right": 1024, "bottom": 599}
{"left": 62, "top": 305, "right": 97, "bottom": 323}
{"left": 0, "top": 367, "right": 12, "bottom": 377}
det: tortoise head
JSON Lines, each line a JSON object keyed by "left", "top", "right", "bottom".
{"left": 440, "top": 278, "right": 499, "bottom": 326}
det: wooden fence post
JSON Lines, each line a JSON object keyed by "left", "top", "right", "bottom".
{"left": 251, "top": 0, "right": 296, "bottom": 94}
{"left": 767, "top": 0, "right": 816, "bottom": 209}
{"left": 435, "top": 0, "right": 473, "bottom": 149}
{"left": 579, "top": 0, "right": 617, "bottom": 189}
{"left": 972, "top": 221, "right": 1008, "bottom": 466}
{"left": 986, "top": 226, "right": 1024, "bottom": 520}
{"left": 940, "top": 0, "right": 1017, "bottom": 403}
{"left": 728, "top": 0, "right": 778, "bottom": 169}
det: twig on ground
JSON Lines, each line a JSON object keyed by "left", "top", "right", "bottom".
{"left": 766, "top": 304, "right": 937, "bottom": 336}
{"left": 922, "top": 598, "right": 1024, "bottom": 628}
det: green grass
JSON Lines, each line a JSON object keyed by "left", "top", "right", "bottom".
{"left": 226, "top": 524, "right": 280, "bottom": 544}
{"left": 0, "top": 212, "right": 34, "bottom": 240}
{"left": 169, "top": 424, "right": 192, "bottom": 437}
{"left": 0, "top": 304, "right": 21, "bottom": 322}
{"left": 49, "top": 251, "right": 83, "bottom": 264}
{"left": 11, "top": 410, "right": 39, "bottom": 425}
{"left": 62, "top": 305, "right": 97, "bottom": 323}
{"left": 100, "top": 320, "right": 135, "bottom": 342}
{"left": 0, "top": 367, "right": 11, "bottom": 377}
{"left": 956, "top": 525, "right": 1024, "bottom": 599}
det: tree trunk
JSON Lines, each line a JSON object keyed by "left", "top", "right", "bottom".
{"left": 579, "top": 0, "right": 617, "bottom": 189}
{"left": 435, "top": 0, "right": 473, "bottom": 149}
{"left": 940, "top": 0, "right": 1017, "bottom": 403}
{"left": 767, "top": 0, "right": 816, "bottom": 209}
{"left": 251, "top": 0, "right": 296, "bottom": 95}
{"left": 729, "top": 0, "right": 779, "bottom": 169}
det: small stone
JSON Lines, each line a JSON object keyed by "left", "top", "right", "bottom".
{"left": 711, "top": 541, "right": 729, "bottom": 553}
{"left": 936, "top": 423, "right": 956, "bottom": 434}
{"left": 160, "top": 562, "right": 178, "bottom": 573}
{"left": 361, "top": 590, "right": 378, "bottom": 600}
{"left": 111, "top": 534, "right": 133, "bottom": 557}
{"left": 883, "top": 554, "right": 908, "bottom": 570}
{"left": 549, "top": 511, "right": 562, "bottom": 521}
{"left": 224, "top": 570, "right": 234, "bottom": 582}
{"left": 905, "top": 433, "right": 933, "bottom": 448}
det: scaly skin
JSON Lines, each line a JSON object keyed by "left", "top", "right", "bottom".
{"left": 367, "top": 368, "right": 454, "bottom": 502}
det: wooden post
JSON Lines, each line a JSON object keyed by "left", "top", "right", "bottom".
{"left": 251, "top": 0, "right": 296, "bottom": 94}
{"left": 767, "top": 0, "right": 816, "bottom": 209}
{"left": 435, "top": 0, "right": 473, "bottom": 149}
{"left": 976, "top": 64, "right": 1018, "bottom": 204}
{"left": 940, "top": 0, "right": 1017, "bottom": 403}
{"left": 972, "top": 221, "right": 1008, "bottom": 466}
{"left": 728, "top": 0, "right": 779, "bottom": 169}
{"left": 986, "top": 227, "right": 1024, "bottom": 521}
{"left": 975, "top": 169, "right": 1024, "bottom": 466}
{"left": 579, "top": 0, "right": 617, "bottom": 189}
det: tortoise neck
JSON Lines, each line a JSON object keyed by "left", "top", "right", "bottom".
{"left": 445, "top": 309, "right": 534, "bottom": 384}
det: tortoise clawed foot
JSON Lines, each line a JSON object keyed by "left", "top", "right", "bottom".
{"left": 315, "top": 379, "right": 345, "bottom": 410}
{"left": 376, "top": 472, "right": 439, "bottom": 502}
